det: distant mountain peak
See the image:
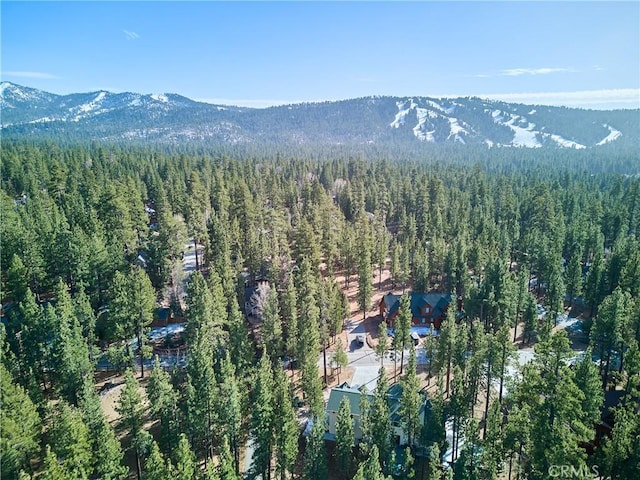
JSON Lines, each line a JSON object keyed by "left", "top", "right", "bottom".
{"left": 1, "top": 82, "right": 637, "bottom": 149}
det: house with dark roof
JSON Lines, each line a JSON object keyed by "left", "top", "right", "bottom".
{"left": 379, "top": 292, "right": 452, "bottom": 330}
{"left": 325, "top": 382, "right": 429, "bottom": 446}
{"left": 325, "top": 384, "right": 369, "bottom": 441}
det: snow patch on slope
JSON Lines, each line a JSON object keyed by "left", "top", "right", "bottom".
{"left": 493, "top": 110, "right": 541, "bottom": 147}
{"left": 547, "top": 134, "right": 586, "bottom": 149}
{"left": 413, "top": 108, "right": 436, "bottom": 142}
{"left": 506, "top": 117, "right": 541, "bottom": 148}
{"left": 0, "top": 83, "right": 29, "bottom": 100}
{"left": 151, "top": 93, "right": 169, "bottom": 103}
{"left": 0, "top": 82, "right": 12, "bottom": 96}
{"left": 27, "top": 117, "right": 57, "bottom": 124}
{"left": 77, "top": 92, "right": 106, "bottom": 113}
{"left": 491, "top": 109, "right": 505, "bottom": 123}
{"left": 447, "top": 117, "right": 468, "bottom": 144}
{"left": 426, "top": 100, "right": 445, "bottom": 112}
{"left": 0, "top": 82, "right": 48, "bottom": 105}
{"left": 596, "top": 124, "right": 622, "bottom": 145}
{"left": 390, "top": 99, "right": 416, "bottom": 128}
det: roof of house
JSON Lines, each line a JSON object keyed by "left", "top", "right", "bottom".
{"left": 382, "top": 292, "right": 452, "bottom": 320}
{"left": 601, "top": 390, "right": 627, "bottom": 423}
{"left": 386, "top": 383, "right": 429, "bottom": 424}
{"left": 326, "top": 382, "right": 428, "bottom": 424}
{"left": 326, "top": 383, "right": 372, "bottom": 415}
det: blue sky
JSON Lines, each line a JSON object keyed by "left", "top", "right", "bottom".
{"left": 2, "top": 1, "right": 639, "bottom": 109}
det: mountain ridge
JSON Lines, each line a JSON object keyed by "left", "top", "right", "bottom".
{"left": 2, "top": 81, "right": 638, "bottom": 149}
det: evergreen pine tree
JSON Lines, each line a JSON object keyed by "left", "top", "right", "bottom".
{"left": 78, "top": 380, "right": 127, "bottom": 480}
{"left": 273, "top": 367, "right": 298, "bottom": 480}
{"left": 39, "top": 445, "right": 71, "bottom": 480}
{"left": 143, "top": 441, "right": 172, "bottom": 480}
{"left": 331, "top": 338, "right": 348, "bottom": 384}
{"left": 400, "top": 347, "right": 422, "bottom": 447}
{"left": 376, "top": 321, "right": 389, "bottom": 366}
{"left": 394, "top": 293, "right": 412, "bottom": 376}
{"left": 48, "top": 400, "right": 93, "bottom": 479}
{"left": 357, "top": 238, "right": 373, "bottom": 321}
{"left": 335, "top": 397, "right": 355, "bottom": 479}
{"left": 302, "top": 418, "right": 328, "bottom": 480}
{"left": 369, "top": 366, "right": 392, "bottom": 468}
{"left": 216, "top": 437, "right": 240, "bottom": 480}
{"left": 251, "top": 352, "right": 275, "bottom": 480}
{"left": 217, "top": 353, "right": 243, "bottom": 475}
{"left": 146, "top": 357, "right": 179, "bottom": 454}
{"left": 426, "top": 443, "right": 442, "bottom": 480}
{"left": 117, "top": 369, "right": 145, "bottom": 480}
{"left": 51, "top": 279, "right": 93, "bottom": 404}
{"left": 0, "top": 363, "right": 41, "bottom": 479}
{"left": 174, "top": 434, "right": 196, "bottom": 480}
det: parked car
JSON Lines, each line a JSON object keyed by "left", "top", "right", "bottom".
{"left": 355, "top": 334, "right": 365, "bottom": 347}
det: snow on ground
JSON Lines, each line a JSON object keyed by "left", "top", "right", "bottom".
{"left": 387, "top": 326, "right": 439, "bottom": 338}
{"left": 127, "top": 323, "right": 185, "bottom": 351}
{"left": 415, "top": 346, "right": 428, "bottom": 365}
{"left": 148, "top": 323, "right": 185, "bottom": 341}
{"left": 412, "top": 108, "right": 428, "bottom": 139}
{"left": 151, "top": 93, "right": 169, "bottom": 103}
{"left": 596, "top": 124, "right": 622, "bottom": 145}
{"left": 0, "top": 82, "right": 40, "bottom": 101}
{"left": 547, "top": 133, "right": 586, "bottom": 149}
{"left": 442, "top": 419, "right": 466, "bottom": 469}
{"left": 412, "top": 326, "right": 439, "bottom": 337}
{"left": 447, "top": 117, "right": 468, "bottom": 143}
{"left": 182, "top": 242, "right": 198, "bottom": 275}
{"left": 491, "top": 110, "right": 543, "bottom": 147}
{"left": 27, "top": 117, "right": 57, "bottom": 124}
{"left": 413, "top": 107, "right": 438, "bottom": 142}
{"left": 491, "top": 109, "right": 505, "bottom": 123}
{"left": 504, "top": 115, "right": 542, "bottom": 148}
{"left": 444, "top": 104, "right": 457, "bottom": 115}
{"left": 426, "top": 99, "right": 445, "bottom": 112}
{"left": 390, "top": 99, "right": 416, "bottom": 128}
{"left": 78, "top": 91, "right": 106, "bottom": 113}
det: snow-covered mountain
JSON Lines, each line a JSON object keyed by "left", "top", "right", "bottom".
{"left": 1, "top": 82, "right": 637, "bottom": 149}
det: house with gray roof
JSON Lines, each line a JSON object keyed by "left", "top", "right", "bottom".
{"left": 325, "top": 382, "right": 429, "bottom": 447}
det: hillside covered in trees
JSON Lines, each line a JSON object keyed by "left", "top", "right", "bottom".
{"left": 2, "top": 82, "right": 639, "bottom": 151}
{"left": 1, "top": 140, "right": 639, "bottom": 480}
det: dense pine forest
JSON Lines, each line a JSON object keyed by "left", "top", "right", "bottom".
{"left": 1, "top": 140, "right": 639, "bottom": 480}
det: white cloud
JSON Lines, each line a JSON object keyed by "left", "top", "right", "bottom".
{"left": 477, "top": 88, "right": 640, "bottom": 109}
{"left": 501, "top": 67, "right": 575, "bottom": 76}
{"left": 2, "top": 71, "right": 60, "bottom": 79}
{"left": 196, "top": 98, "right": 314, "bottom": 109}
{"left": 123, "top": 30, "right": 140, "bottom": 40}
{"left": 472, "top": 67, "right": 576, "bottom": 78}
